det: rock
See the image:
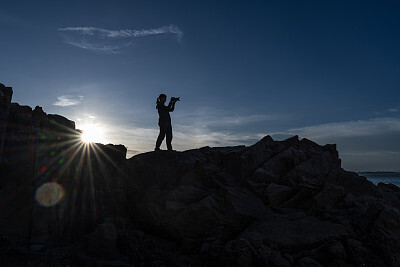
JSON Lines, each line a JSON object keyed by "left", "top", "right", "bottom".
{"left": 312, "top": 240, "right": 347, "bottom": 266}
{"left": 0, "top": 84, "right": 12, "bottom": 168}
{"left": 240, "top": 135, "right": 275, "bottom": 177}
{"left": 262, "top": 146, "right": 306, "bottom": 178}
{"left": 86, "top": 223, "right": 119, "bottom": 258}
{"left": 239, "top": 211, "right": 348, "bottom": 251}
{"left": 310, "top": 183, "right": 346, "bottom": 210}
{"left": 264, "top": 182, "right": 293, "bottom": 206}
{"left": 249, "top": 167, "right": 278, "bottom": 184}
{"left": 281, "top": 184, "right": 322, "bottom": 208}
{"left": 297, "top": 257, "right": 322, "bottom": 266}
{"left": 345, "top": 238, "right": 386, "bottom": 266}
{"left": 0, "top": 84, "right": 128, "bottom": 248}
{"left": 48, "top": 114, "right": 75, "bottom": 132}
{"left": 220, "top": 239, "right": 254, "bottom": 267}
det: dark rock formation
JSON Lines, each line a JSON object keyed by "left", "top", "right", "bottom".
{"left": 1, "top": 83, "right": 400, "bottom": 266}
{"left": 124, "top": 138, "right": 400, "bottom": 266}
{"left": 0, "top": 84, "right": 127, "bottom": 264}
{"left": 0, "top": 84, "right": 13, "bottom": 169}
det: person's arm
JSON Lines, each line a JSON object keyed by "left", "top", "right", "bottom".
{"left": 167, "top": 100, "right": 175, "bottom": 112}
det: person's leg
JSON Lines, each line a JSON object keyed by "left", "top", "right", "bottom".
{"left": 155, "top": 123, "right": 167, "bottom": 150}
{"left": 166, "top": 124, "right": 173, "bottom": 150}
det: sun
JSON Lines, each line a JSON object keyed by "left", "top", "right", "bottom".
{"left": 80, "top": 124, "right": 107, "bottom": 144}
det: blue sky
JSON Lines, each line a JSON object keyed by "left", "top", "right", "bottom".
{"left": 1, "top": 0, "right": 400, "bottom": 171}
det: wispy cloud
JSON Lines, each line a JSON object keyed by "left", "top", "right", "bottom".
{"left": 176, "top": 107, "right": 285, "bottom": 128}
{"left": 58, "top": 25, "right": 183, "bottom": 53}
{"left": 53, "top": 95, "right": 84, "bottom": 107}
{"left": 213, "top": 114, "right": 281, "bottom": 125}
{"left": 61, "top": 39, "right": 123, "bottom": 54}
{"left": 289, "top": 117, "right": 400, "bottom": 140}
{"left": 374, "top": 105, "right": 400, "bottom": 115}
{"left": 58, "top": 25, "right": 183, "bottom": 40}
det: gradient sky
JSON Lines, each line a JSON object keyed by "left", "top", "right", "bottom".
{"left": 1, "top": 0, "right": 400, "bottom": 171}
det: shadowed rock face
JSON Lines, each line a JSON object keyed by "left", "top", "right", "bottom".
{"left": 124, "top": 137, "right": 399, "bottom": 267}
{"left": 1, "top": 83, "right": 400, "bottom": 266}
{"left": 0, "top": 85, "right": 127, "bottom": 257}
{"left": 0, "top": 84, "right": 13, "bottom": 169}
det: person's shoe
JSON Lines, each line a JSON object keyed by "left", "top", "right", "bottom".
{"left": 154, "top": 147, "right": 161, "bottom": 151}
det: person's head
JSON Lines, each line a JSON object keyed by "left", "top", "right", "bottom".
{"left": 156, "top": 94, "right": 167, "bottom": 107}
{"left": 159, "top": 94, "right": 166, "bottom": 103}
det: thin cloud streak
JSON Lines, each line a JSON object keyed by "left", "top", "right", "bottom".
{"left": 62, "top": 38, "right": 122, "bottom": 54}
{"left": 58, "top": 25, "right": 183, "bottom": 53}
{"left": 58, "top": 25, "right": 183, "bottom": 40}
{"left": 177, "top": 108, "right": 285, "bottom": 127}
{"left": 53, "top": 95, "right": 84, "bottom": 107}
{"left": 215, "top": 114, "right": 282, "bottom": 125}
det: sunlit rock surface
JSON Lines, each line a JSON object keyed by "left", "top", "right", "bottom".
{"left": 1, "top": 83, "right": 400, "bottom": 266}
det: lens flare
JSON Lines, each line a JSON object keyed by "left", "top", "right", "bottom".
{"left": 35, "top": 182, "right": 65, "bottom": 207}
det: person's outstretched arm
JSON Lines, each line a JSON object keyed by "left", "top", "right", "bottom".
{"left": 167, "top": 100, "right": 175, "bottom": 112}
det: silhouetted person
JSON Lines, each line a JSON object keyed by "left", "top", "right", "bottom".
{"left": 155, "top": 94, "right": 179, "bottom": 151}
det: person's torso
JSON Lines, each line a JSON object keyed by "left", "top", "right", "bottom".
{"left": 157, "top": 103, "right": 171, "bottom": 122}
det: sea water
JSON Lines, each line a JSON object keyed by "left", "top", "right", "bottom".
{"left": 359, "top": 172, "right": 400, "bottom": 188}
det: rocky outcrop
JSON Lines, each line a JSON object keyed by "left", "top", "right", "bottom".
{"left": 0, "top": 84, "right": 127, "bottom": 257}
{"left": 0, "top": 84, "right": 13, "bottom": 169}
{"left": 1, "top": 83, "right": 400, "bottom": 266}
{"left": 123, "top": 137, "right": 400, "bottom": 266}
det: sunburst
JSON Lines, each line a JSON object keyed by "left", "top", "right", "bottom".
{"left": 80, "top": 124, "right": 107, "bottom": 144}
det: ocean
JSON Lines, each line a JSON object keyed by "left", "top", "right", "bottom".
{"left": 359, "top": 172, "right": 400, "bottom": 188}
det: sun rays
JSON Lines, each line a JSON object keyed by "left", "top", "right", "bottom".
{"left": 33, "top": 119, "right": 125, "bottom": 219}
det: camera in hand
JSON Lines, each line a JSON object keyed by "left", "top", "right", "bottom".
{"left": 171, "top": 97, "right": 180, "bottom": 102}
